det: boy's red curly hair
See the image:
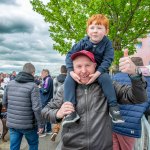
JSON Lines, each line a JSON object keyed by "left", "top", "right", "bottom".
{"left": 87, "top": 14, "right": 109, "bottom": 30}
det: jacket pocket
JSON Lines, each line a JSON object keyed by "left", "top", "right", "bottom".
{"left": 62, "top": 120, "right": 84, "bottom": 147}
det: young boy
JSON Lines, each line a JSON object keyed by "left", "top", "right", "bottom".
{"left": 63, "top": 14, "right": 124, "bottom": 127}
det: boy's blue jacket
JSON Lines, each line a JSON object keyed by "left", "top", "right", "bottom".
{"left": 65, "top": 36, "right": 114, "bottom": 73}
{"left": 112, "top": 73, "right": 150, "bottom": 138}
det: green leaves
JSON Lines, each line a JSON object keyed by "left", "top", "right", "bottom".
{"left": 31, "top": 0, "right": 150, "bottom": 64}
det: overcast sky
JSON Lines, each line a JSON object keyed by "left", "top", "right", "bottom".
{"left": 0, "top": 0, "right": 66, "bottom": 76}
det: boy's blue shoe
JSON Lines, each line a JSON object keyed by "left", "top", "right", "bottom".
{"left": 109, "top": 105, "right": 124, "bottom": 123}
{"left": 62, "top": 111, "right": 80, "bottom": 127}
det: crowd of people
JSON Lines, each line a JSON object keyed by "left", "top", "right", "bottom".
{"left": 0, "top": 71, "right": 17, "bottom": 89}
{"left": 1, "top": 53, "right": 150, "bottom": 150}
{"left": 0, "top": 13, "right": 150, "bottom": 150}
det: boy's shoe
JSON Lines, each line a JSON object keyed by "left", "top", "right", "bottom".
{"left": 109, "top": 105, "right": 124, "bottom": 123}
{"left": 50, "top": 132, "right": 58, "bottom": 141}
{"left": 39, "top": 133, "right": 46, "bottom": 138}
{"left": 62, "top": 111, "right": 80, "bottom": 127}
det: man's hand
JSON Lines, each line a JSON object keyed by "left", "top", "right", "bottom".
{"left": 56, "top": 102, "right": 75, "bottom": 119}
{"left": 124, "top": 48, "right": 128, "bottom": 57}
{"left": 70, "top": 71, "right": 82, "bottom": 84}
{"left": 37, "top": 128, "right": 44, "bottom": 134}
{"left": 119, "top": 49, "right": 136, "bottom": 75}
{"left": 86, "top": 71, "right": 101, "bottom": 85}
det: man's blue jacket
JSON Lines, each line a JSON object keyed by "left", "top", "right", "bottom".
{"left": 112, "top": 72, "right": 150, "bottom": 138}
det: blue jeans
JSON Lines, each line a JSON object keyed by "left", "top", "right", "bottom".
{"left": 9, "top": 128, "right": 39, "bottom": 150}
{"left": 42, "top": 105, "right": 51, "bottom": 133}
{"left": 64, "top": 73, "right": 117, "bottom": 106}
{"left": 44, "top": 122, "right": 51, "bottom": 133}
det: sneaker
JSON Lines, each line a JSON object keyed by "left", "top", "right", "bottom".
{"left": 62, "top": 111, "right": 80, "bottom": 127}
{"left": 109, "top": 105, "right": 124, "bottom": 123}
{"left": 50, "top": 132, "right": 58, "bottom": 141}
{"left": 46, "top": 131, "right": 52, "bottom": 135}
{"left": 39, "top": 133, "right": 46, "bottom": 138}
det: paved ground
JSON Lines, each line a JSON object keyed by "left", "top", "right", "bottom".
{"left": 0, "top": 131, "right": 60, "bottom": 150}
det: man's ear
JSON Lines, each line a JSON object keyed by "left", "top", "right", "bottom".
{"left": 32, "top": 72, "right": 35, "bottom": 76}
{"left": 94, "top": 63, "right": 97, "bottom": 68}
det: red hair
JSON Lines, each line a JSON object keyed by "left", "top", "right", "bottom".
{"left": 87, "top": 14, "right": 109, "bottom": 30}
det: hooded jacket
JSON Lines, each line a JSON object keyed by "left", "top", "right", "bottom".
{"left": 53, "top": 74, "right": 66, "bottom": 97}
{"left": 42, "top": 76, "right": 147, "bottom": 150}
{"left": 2, "top": 72, "right": 43, "bottom": 129}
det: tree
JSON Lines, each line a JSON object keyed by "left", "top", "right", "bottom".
{"left": 31, "top": 0, "right": 150, "bottom": 64}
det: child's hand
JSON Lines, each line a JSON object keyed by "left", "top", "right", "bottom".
{"left": 70, "top": 71, "right": 82, "bottom": 84}
{"left": 86, "top": 71, "right": 101, "bottom": 85}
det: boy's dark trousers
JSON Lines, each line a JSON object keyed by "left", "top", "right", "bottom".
{"left": 64, "top": 73, "right": 117, "bottom": 106}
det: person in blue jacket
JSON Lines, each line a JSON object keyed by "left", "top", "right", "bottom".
{"left": 39, "top": 69, "right": 53, "bottom": 137}
{"left": 112, "top": 57, "right": 150, "bottom": 150}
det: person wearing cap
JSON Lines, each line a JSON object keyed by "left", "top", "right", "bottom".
{"left": 63, "top": 14, "right": 124, "bottom": 127}
{"left": 41, "top": 50, "right": 147, "bottom": 150}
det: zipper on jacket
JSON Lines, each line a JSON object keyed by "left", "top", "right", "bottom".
{"left": 92, "top": 45, "right": 96, "bottom": 53}
{"left": 85, "top": 87, "right": 90, "bottom": 150}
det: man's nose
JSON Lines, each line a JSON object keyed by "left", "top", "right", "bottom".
{"left": 81, "top": 67, "right": 86, "bottom": 73}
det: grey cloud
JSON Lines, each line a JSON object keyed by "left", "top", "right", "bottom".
{"left": 0, "top": 37, "right": 4, "bottom": 42}
{"left": 0, "top": 31, "right": 53, "bottom": 53}
{"left": 0, "top": 34, "right": 35, "bottom": 52}
{"left": 30, "top": 41, "right": 48, "bottom": 51}
{"left": 0, "top": 0, "right": 18, "bottom": 5}
{"left": 0, "top": 53, "right": 30, "bottom": 61}
{"left": 0, "top": 17, "right": 34, "bottom": 34}
{"left": 0, "top": 47, "right": 12, "bottom": 54}
{"left": 0, "top": 48, "right": 65, "bottom": 64}
{"left": 0, "top": 0, "right": 65, "bottom": 76}
{"left": 47, "top": 56, "right": 65, "bottom": 63}
{"left": 0, "top": 39, "right": 51, "bottom": 58}
{"left": 0, "top": 41, "right": 29, "bottom": 52}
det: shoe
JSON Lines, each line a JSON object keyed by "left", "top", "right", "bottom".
{"left": 50, "top": 132, "right": 58, "bottom": 141}
{"left": 39, "top": 133, "right": 46, "bottom": 138}
{"left": 62, "top": 111, "right": 80, "bottom": 127}
{"left": 46, "top": 131, "right": 52, "bottom": 135}
{"left": 109, "top": 105, "right": 124, "bottom": 123}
